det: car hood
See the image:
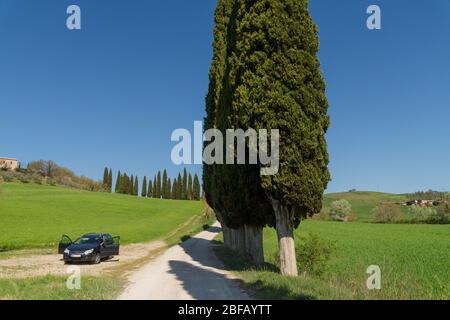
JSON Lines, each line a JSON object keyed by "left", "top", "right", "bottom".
{"left": 67, "top": 243, "right": 98, "bottom": 251}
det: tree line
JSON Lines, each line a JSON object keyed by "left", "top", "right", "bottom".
{"left": 102, "top": 167, "right": 201, "bottom": 201}
{"left": 203, "top": 0, "right": 330, "bottom": 276}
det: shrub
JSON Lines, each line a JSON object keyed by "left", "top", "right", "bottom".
{"left": 330, "top": 199, "right": 352, "bottom": 221}
{"left": 373, "top": 203, "right": 403, "bottom": 223}
{"left": 0, "top": 171, "right": 15, "bottom": 182}
{"left": 295, "top": 233, "right": 335, "bottom": 277}
{"left": 407, "top": 206, "right": 437, "bottom": 222}
{"left": 312, "top": 207, "right": 332, "bottom": 221}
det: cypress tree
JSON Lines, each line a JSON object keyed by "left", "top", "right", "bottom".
{"left": 129, "top": 175, "right": 134, "bottom": 195}
{"left": 156, "top": 171, "right": 161, "bottom": 199}
{"left": 152, "top": 175, "right": 157, "bottom": 198}
{"left": 187, "top": 174, "right": 193, "bottom": 200}
{"left": 193, "top": 174, "right": 200, "bottom": 201}
{"left": 182, "top": 168, "right": 188, "bottom": 200}
{"left": 167, "top": 178, "right": 171, "bottom": 199}
{"left": 115, "top": 171, "right": 121, "bottom": 193}
{"left": 172, "top": 178, "right": 177, "bottom": 200}
{"left": 177, "top": 173, "right": 182, "bottom": 200}
{"left": 203, "top": 0, "right": 279, "bottom": 265}
{"left": 147, "top": 179, "right": 153, "bottom": 198}
{"left": 142, "top": 176, "right": 147, "bottom": 197}
{"left": 134, "top": 176, "right": 139, "bottom": 196}
{"left": 103, "top": 167, "right": 109, "bottom": 189}
{"left": 162, "top": 169, "right": 168, "bottom": 199}
{"left": 222, "top": 0, "right": 331, "bottom": 275}
{"left": 108, "top": 169, "right": 113, "bottom": 192}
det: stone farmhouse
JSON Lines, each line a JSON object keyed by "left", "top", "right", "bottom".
{"left": 0, "top": 157, "right": 19, "bottom": 170}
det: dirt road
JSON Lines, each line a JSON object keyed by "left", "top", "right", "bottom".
{"left": 118, "top": 223, "right": 251, "bottom": 300}
{"left": 0, "top": 241, "right": 165, "bottom": 279}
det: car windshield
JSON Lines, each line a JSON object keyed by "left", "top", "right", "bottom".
{"left": 73, "top": 235, "right": 101, "bottom": 244}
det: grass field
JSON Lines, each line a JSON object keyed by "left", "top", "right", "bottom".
{"left": 0, "top": 275, "right": 122, "bottom": 300}
{"left": 0, "top": 182, "right": 214, "bottom": 300}
{"left": 323, "top": 192, "right": 408, "bottom": 222}
{"left": 216, "top": 220, "right": 450, "bottom": 300}
{"left": 0, "top": 183, "right": 205, "bottom": 251}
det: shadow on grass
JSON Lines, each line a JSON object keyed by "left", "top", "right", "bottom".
{"left": 214, "top": 244, "right": 317, "bottom": 300}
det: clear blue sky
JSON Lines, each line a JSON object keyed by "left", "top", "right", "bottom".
{"left": 1, "top": 0, "right": 449, "bottom": 193}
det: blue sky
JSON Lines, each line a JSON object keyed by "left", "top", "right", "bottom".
{"left": 1, "top": 0, "right": 449, "bottom": 193}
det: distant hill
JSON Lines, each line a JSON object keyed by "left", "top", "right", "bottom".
{"left": 323, "top": 192, "right": 407, "bottom": 222}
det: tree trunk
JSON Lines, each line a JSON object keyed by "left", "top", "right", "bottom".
{"left": 222, "top": 224, "right": 232, "bottom": 248}
{"left": 272, "top": 199, "right": 298, "bottom": 276}
{"left": 244, "top": 224, "right": 264, "bottom": 266}
{"left": 234, "top": 226, "right": 246, "bottom": 257}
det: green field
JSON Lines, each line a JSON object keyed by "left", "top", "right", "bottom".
{"left": 323, "top": 192, "right": 407, "bottom": 222}
{"left": 216, "top": 220, "right": 450, "bottom": 299}
{"left": 0, "top": 183, "right": 204, "bottom": 251}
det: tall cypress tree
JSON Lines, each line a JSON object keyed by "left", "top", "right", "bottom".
{"left": 167, "top": 178, "right": 171, "bottom": 199}
{"left": 203, "top": 0, "right": 279, "bottom": 266}
{"left": 103, "top": 167, "right": 109, "bottom": 189}
{"left": 187, "top": 174, "right": 193, "bottom": 200}
{"left": 142, "top": 176, "right": 147, "bottom": 197}
{"left": 193, "top": 174, "right": 200, "bottom": 201}
{"left": 147, "top": 179, "right": 153, "bottom": 198}
{"left": 134, "top": 176, "right": 139, "bottom": 196}
{"left": 162, "top": 169, "right": 168, "bottom": 199}
{"left": 156, "top": 171, "right": 161, "bottom": 199}
{"left": 129, "top": 175, "right": 134, "bottom": 195}
{"left": 108, "top": 169, "right": 113, "bottom": 192}
{"left": 152, "top": 175, "right": 157, "bottom": 198}
{"left": 172, "top": 178, "right": 177, "bottom": 200}
{"left": 177, "top": 173, "right": 182, "bottom": 200}
{"left": 182, "top": 168, "right": 188, "bottom": 200}
{"left": 115, "top": 171, "right": 121, "bottom": 193}
{"left": 213, "top": 0, "right": 330, "bottom": 275}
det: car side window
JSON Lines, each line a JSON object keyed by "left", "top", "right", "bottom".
{"left": 105, "top": 235, "right": 113, "bottom": 245}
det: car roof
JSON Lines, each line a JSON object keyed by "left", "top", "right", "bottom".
{"left": 82, "top": 233, "right": 110, "bottom": 237}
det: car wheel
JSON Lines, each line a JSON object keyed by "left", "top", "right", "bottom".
{"left": 93, "top": 253, "right": 101, "bottom": 264}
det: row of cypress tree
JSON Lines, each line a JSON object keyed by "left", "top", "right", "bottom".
{"left": 204, "top": 0, "right": 330, "bottom": 276}
{"left": 103, "top": 167, "right": 201, "bottom": 201}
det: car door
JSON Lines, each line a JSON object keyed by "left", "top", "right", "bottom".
{"left": 99, "top": 235, "right": 111, "bottom": 258}
{"left": 111, "top": 236, "right": 120, "bottom": 255}
{"left": 58, "top": 235, "right": 72, "bottom": 254}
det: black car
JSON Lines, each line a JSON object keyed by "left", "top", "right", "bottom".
{"left": 58, "top": 233, "right": 120, "bottom": 264}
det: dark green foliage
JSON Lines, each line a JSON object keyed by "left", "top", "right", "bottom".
{"left": 172, "top": 179, "right": 178, "bottom": 200}
{"left": 107, "top": 169, "right": 113, "bottom": 192}
{"left": 187, "top": 174, "right": 193, "bottom": 200}
{"left": 134, "top": 176, "right": 139, "bottom": 196}
{"left": 149, "top": 180, "right": 153, "bottom": 197}
{"left": 203, "top": 0, "right": 275, "bottom": 229}
{"left": 182, "top": 168, "right": 188, "bottom": 200}
{"left": 162, "top": 170, "right": 168, "bottom": 199}
{"left": 115, "top": 171, "right": 121, "bottom": 193}
{"left": 177, "top": 173, "right": 182, "bottom": 200}
{"left": 129, "top": 175, "right": 134, "bottom": 195}
{"left": 156, "top": 171, "right": 161, "bottom": 199}
{"left": 204, "top": 0, "right": 330, "bottom": 229}
{"left": 152, "top": 175, "right": 157, "bottom": 198}
{"left": 233, "top": 0, "right": 330, "bottom": 225}
{"left": 167, "top": 178, "right": 172, "bottom": 199}
{"left": 142, "top": 176, "right": 147, "bottom": 197}
{"left": 102, "top": 168, "right": 109, "bottom": 189}
{"left": 193, "top": 174, "right": 201, "bottom": 201}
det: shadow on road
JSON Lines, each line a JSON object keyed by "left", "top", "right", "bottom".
{"left": 168, "top": 260, "right": 249, "bottom": 300}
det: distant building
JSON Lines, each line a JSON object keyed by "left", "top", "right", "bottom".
{"left": 0, "top": 157, "right": 19, "bottom": 170}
